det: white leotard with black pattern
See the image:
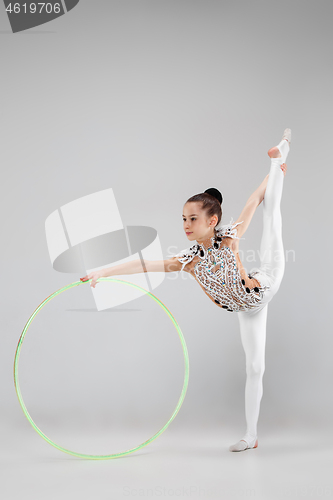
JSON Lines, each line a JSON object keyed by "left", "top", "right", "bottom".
{"left": 173, "top": 219, "right": 270, "bottom": 312}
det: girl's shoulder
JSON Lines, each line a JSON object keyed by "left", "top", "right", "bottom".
{"left": 171, "top": 244, "right": 199, "bottom": 272}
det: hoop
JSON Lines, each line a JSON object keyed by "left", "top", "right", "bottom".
{"left": 14, "top": 278, "right": 189, "bottom": 460}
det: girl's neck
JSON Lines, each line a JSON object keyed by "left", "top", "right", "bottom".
{"left": 196, "top": 232, "right": 216, "bottom": 249}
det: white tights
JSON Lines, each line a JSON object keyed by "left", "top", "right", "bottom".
{"left": 236, "top": 151, "right": 287, "bottom": 447}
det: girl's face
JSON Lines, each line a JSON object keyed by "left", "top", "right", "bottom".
{"left": 182, "top": 202, "right": 218, "bottom": 242}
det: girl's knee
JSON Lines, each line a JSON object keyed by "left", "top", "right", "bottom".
{"left": 263, "top": 209, "right": 282, "bottom": 226}
{"left": 246, "top": 360, "right": 265, "bottom": 378}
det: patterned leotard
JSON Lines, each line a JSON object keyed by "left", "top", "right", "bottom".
{"left": 172, "top": 219, "right": 270, "bottom": 312}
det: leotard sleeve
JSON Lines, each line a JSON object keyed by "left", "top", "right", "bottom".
{"left": 215, "top": 218, "right": 245, "bottom": 240}
{"left": 172, "top": 244, "right": 199, "bottom": 272}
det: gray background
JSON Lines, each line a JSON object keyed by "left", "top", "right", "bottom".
{"left": 1, "top": 1, "right": 333, "bottom": 499}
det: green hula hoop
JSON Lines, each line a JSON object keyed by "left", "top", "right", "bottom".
{"left": 14, "top": 278, "right": 189, "bottom": 460}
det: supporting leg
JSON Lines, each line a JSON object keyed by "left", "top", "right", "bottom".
{"left": 229, "top": 131, "right": 290, "bottom": 452}
{"left": 229, "top": 304, "right": 268, "bottom": 452}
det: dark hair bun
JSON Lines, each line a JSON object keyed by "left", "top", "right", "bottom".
{"left": 204, "top": 188, "right": 223, "bottom": 205}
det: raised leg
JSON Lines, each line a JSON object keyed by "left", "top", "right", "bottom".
{"left": 258, "top": 155, "right": 286, "bottom": 293}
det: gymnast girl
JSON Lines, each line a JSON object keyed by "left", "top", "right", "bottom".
{"left": 81, "top": 128, "right": 291, "bottom": 452}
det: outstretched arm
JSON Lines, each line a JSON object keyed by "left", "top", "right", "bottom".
{"left": 80, "top": 257, "right": 182, "bottom": 287}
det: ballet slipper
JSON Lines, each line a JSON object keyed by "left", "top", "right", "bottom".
{"left": 268, "top": 128, "right": 291, "bottom": 164}
{"left": 276, "top": 128, "right": 291, "bottom": 163}
{"left": 282, "top": 128, "right": 291, "bottom": 144}
{"left": 229, "top": 437, "right": 258, "bottom": 452}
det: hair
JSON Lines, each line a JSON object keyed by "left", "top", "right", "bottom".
{"left": 185, "top": 188, "right": 223, "bottom": 234}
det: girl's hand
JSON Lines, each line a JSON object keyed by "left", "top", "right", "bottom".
{"left": 280, "top": 163, "right": 287, "bottom": 177}
{"left": 80, "top": 271, "right": 104, "bottom": 288}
